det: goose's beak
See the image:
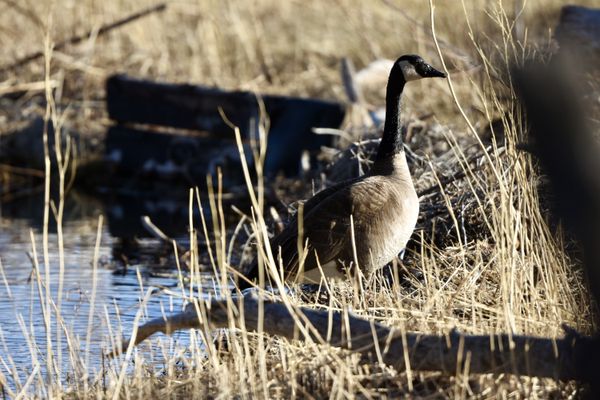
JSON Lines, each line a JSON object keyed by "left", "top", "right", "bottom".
{"left": 424, "top": 65, "right": 446, "bottom": 78}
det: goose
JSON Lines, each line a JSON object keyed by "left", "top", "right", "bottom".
{"left": 238, "top": 55, "right": 445, "bottom": 289}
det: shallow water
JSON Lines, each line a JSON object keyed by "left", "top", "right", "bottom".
{"left": 0, "top": 194, "right": 213, "bottom": 391}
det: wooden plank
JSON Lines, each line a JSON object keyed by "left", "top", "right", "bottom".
{"left": 106, "top": 75, "right": 346, "bottom": 174}
{"left": 106, "top": 75, "right": 259, "bottom": 136}
{"left": 106, "top": 75, "right": 346, "bottom": 136}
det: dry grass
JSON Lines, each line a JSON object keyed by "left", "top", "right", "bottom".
{"left": 0, "top": 0, "right": 598, "bottom": 398}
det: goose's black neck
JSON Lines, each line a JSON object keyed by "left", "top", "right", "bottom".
{"left": 375, "top": 66, "right": 406, "bottom": 163}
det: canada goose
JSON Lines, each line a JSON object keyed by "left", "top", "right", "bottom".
{"left": 239, "top": 55, "right": 445, "bottom": 289}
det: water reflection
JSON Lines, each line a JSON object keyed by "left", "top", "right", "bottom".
{"left": 0, "top": 187, "right": 195, "bottom": 237}
{"left": 0, "top": 192, "right": 217, "bottom": 390}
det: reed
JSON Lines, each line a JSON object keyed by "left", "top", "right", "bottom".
{"left": 0, "top": 0, "right": 596, "bottom": 398}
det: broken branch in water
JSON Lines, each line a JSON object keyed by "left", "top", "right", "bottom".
{"left": 112, "top": 291, "right": 592, "bottom": 381}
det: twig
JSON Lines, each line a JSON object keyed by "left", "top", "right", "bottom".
{"left": 140, "top": 215, "right": 186, "bottom": 254}
{"left": 0, "top": 3, "right": 167, "bottom": 75}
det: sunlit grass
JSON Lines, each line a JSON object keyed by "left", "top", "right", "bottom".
{"left": 0, "top": 0, "right": 596, "bottom": 398}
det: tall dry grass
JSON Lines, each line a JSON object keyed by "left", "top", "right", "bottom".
{"left": 0, "top": 0, "right": 597, "bottom": 398}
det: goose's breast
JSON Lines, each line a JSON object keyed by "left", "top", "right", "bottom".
{"left": 358, "top": 187, "right": 419, "bottom": 270}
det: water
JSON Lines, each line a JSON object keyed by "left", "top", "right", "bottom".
{"left": 0, "top": 192, "right": 216, "bottom": 391}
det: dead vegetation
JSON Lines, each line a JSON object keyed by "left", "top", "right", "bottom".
{"left": 0, "top": 0, "right": 599, "bottom": 398}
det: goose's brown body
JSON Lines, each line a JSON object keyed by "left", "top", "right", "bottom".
{"left": 271, "top": 153, "right": 418, "bottom": 283}
{"left": 239, "top": 55, "right": 445, "bottom": 288}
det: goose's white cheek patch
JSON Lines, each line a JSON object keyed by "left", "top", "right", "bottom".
{"left": 399, "top": 60, "right": 421, "bottom": 81}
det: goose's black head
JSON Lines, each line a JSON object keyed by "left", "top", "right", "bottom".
{"left": 393, "top": 54, "right": 446, "bottom": 82}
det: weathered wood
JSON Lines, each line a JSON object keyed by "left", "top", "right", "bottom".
{"left": 106, "top": 75, "right": 258, "bottom": 136}
{"left": 1, "top": 74, "right": 346, "bottom": 177}
{"left": 106, "top": 75, "right": 345, "bottom": 174}
{"left": 115, "top": 292, "right": 593, "bottom": 381}
{"left": 106, "top": 75, "right": 345, "bottom": 136}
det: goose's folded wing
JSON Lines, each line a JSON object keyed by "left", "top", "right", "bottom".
{"left": 270, "top": 179, "right": 393, "bottom": 279}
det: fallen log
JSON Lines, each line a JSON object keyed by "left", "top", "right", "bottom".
{"left": 114, "top": 292, "right": 593, "bottom": 381}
